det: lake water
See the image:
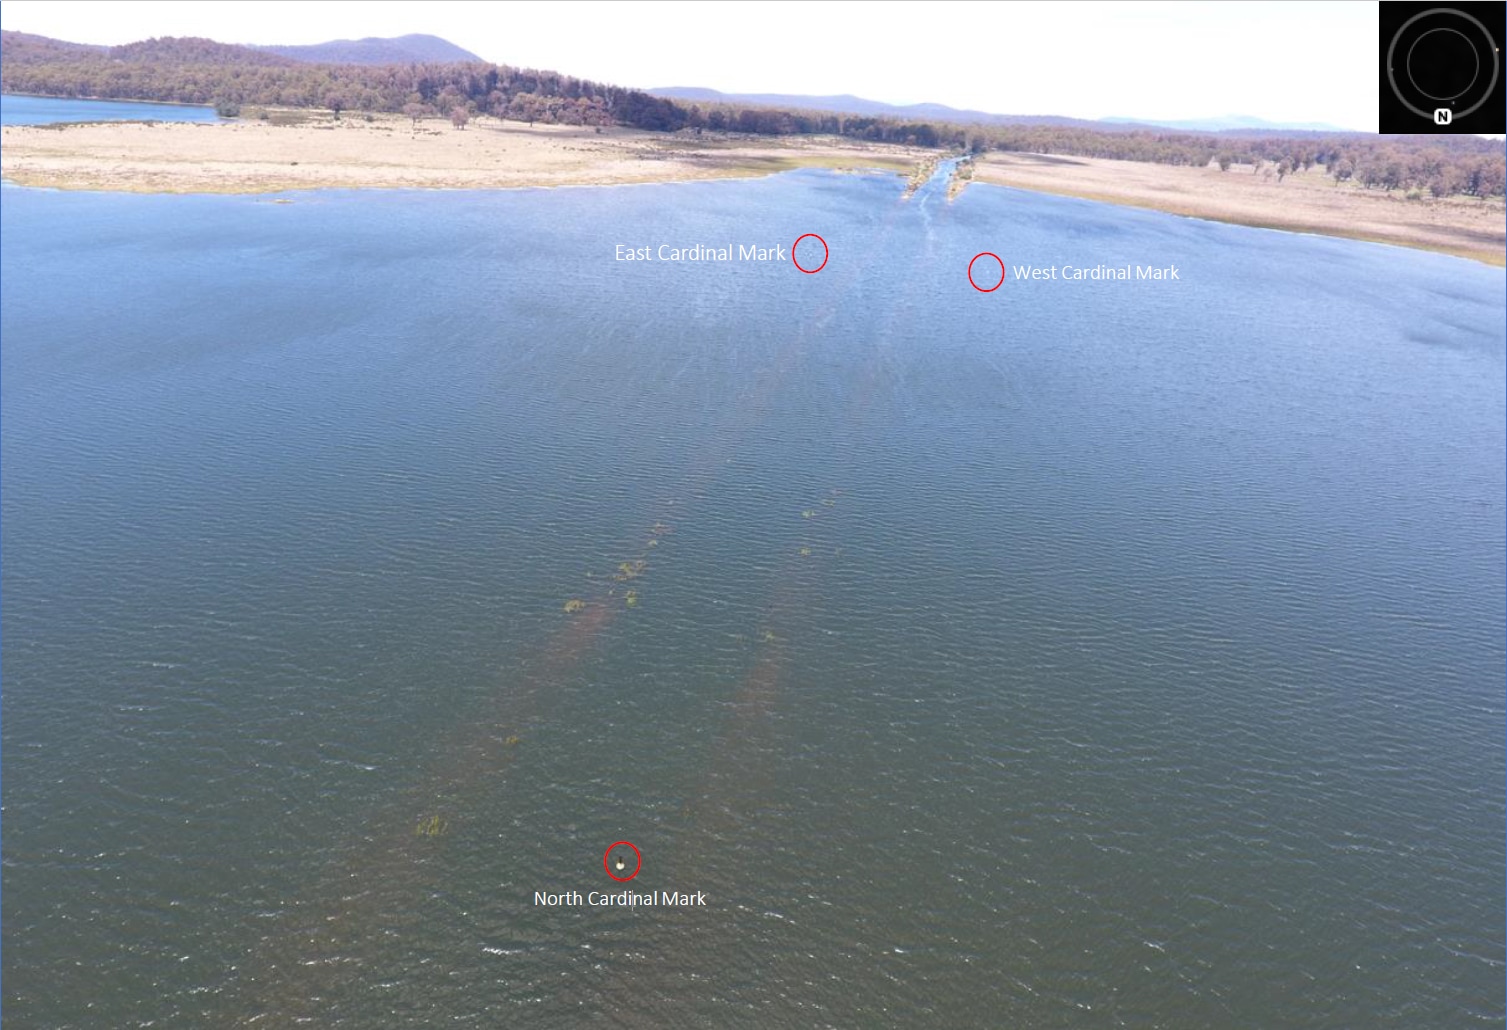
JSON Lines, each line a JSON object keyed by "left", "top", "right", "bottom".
{"left": 2, "top": 143, "right": 1503, "bottom": 1026}
{"left": 1, "top": 93, "right": 221, "bottom": 125}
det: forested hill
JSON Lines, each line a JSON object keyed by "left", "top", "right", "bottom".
{"left": 0, "top": 31, "right": 483, "bottom": 67}
{"left": 0, "top": 31, "right": 685, "bottom": 130}
{"left": 3, "top": 31, "right": 1502, "bottom": 197}
{"left": 650, "top": 86, "right": 1117, "bottom": 131}
{"left": 257, "top": 34, "right": 483, "bottom": 65}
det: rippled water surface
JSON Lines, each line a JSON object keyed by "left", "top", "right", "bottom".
{"left": 2, "top": 165, "right": 1503, "bottom": 1027}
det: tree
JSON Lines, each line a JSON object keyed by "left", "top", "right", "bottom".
{"left": 450, "top": 106, "right": 469, "bottom": 130}
{"left": 1484, "top": 158, "right": 1507, "bottom": 198}
{"left": 1331, "top": 158, "right": 1353, "bottom": 183}
{"left": 402, "top": 102, "right": 429, "bottom": 129}
{"left": 1277, "top": 158, "right": 1292, "bottom": 182}
{"left": 1216, "top": 152, "right": 1233, "bottom": 172}
{"left": 508, "top": 94, "right": 539, "bottom": 126}
{"left": 324, "top": 92, "right": 345, "bottom": 119}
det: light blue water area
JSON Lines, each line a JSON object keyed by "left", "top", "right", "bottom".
{"left": 2, "top": 169, "right": 1503, "bottom": 1027}
{"left": 2, "top": 93, "right": 221, "bottom": 125}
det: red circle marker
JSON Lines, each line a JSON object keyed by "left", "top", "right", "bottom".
{"left": 603, "top": 840, "right": 642, "bottom": 881}
{"left": 792, "top": 233, "right": 829, "bottom": 274}
{"left": 968, "top": 252, "right": 1005, "bottom": 292}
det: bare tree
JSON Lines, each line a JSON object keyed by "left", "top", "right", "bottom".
{"left": 450, "top": 106, "right": 470, "bottom": 130}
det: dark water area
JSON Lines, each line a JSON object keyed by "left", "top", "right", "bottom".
{"left": 1, "top": 93, "right": 221, "bottom": 125}
{"left": 2, "top": 165, "right": 1503, "bottom": 1027}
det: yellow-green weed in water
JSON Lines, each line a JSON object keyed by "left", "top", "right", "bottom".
{"left": 415, "top": 814, "right": 448, "bottom": 837}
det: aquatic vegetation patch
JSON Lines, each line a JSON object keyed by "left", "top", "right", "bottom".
{"left": 902, "top": 156, "right": 941, "bottom": 199}
{"left": 415, "top": 814, "right": 448, "bottom": 837}
{"left": 563, "top": 599, "right": 586, "bottom": 613}
{"left": 615, "top": 560, "right": 648, "bottom": 581}
{"left": 947, "top": 158, "right": 975, "bottom": 202}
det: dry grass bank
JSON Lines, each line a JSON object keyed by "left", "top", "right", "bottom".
{"left": 0, "top": 112, "right": 927, "bottom": 194}
{"left": 974, "top": 152, "right": 1506, "bottom": 266}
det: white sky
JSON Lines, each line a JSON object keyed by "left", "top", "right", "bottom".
{"left": 2, "top": 1, "right": 1380, "bottom": 130}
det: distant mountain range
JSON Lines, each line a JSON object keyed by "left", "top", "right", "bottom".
{"left": 1101, "top": 114, "right": 1354, "bottom": 133}
{"left": 650, "top": 87, "right": 1355, "bottom": 135}
{"left": 650, "top": 87, "right": 1114, "bottom": 130}
{"left": 255, "top": 34, "right": 482, "bottom": 65}
{"left": 0, "top": 30, "right": 481, "bottom": 67}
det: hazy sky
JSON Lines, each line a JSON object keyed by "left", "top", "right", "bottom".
{"left": 2, "top": 1, "right": 1380, "bottom": 129}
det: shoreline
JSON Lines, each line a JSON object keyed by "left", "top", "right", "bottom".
{"left": 3, "top": 115, "right": 1502, "bottom": 266}
{"left": 4, "top": 91, "right": 218, "bottom": 110}
{"left": 975, "top": 152, "right": 1505, "bottom": 267}
{"left": 0, "top": 114, "right": 927, "bottom": 195}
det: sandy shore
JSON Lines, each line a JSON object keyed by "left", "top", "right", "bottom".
{"left": 0, "top": 112, "right": 926, "bottom": 193}
{"left": 974, "top": 152, "right": 1506, "bottom": 266}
